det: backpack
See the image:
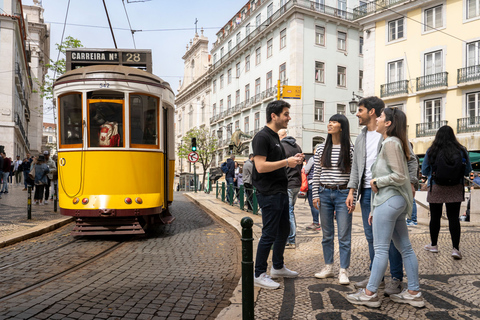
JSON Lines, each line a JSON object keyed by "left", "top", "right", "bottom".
{"left": 431, "top": 149, "right": 466, "bottom": 186}
{"left": 221, "top": 162, "right": 229, "bottom": 174}
{"left": 99, "top": 122, "right": 120, "bottom": 147}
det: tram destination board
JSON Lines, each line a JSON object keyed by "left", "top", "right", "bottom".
{"left": 66, "top": 49, "right": 152, "bottom": 73}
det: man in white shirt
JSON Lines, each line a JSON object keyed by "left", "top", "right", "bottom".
{"left": 13, "top": 155, "right": 23, "bottom": 185}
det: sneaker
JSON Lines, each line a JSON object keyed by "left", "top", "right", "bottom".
{"left": 270, "top": 265, "right": 299, "bottom": 278}
{"left": 413, "top": 221, "right": 418, "bottom": 225}
{"left": 390, "top": 289, "right": 425, "bottom": 308}
{"left": 4, "top": 191, "right": 7, "bottom": 194}
{"left": 354, "top": 278, "right": 385, "bottom": 289}
{"left": 314, "top": 264, "right": 334, "bottom": 279}
{"left": 44, "top": 201, "right": 49, "bottom": 205}
{"left": 254, "top": 273, "right": 280, "bottom": 289}
{"left": 452, "top": 248, "right": 462, "bottom": 260}
{"left": 285, "top": 243, "right": 296, "bottom": 249}
{"left": 384, "top": 278, "right": 403, "bottom": 296}
{"left": 346, "top": 289, "right": 381, "bottom": 308}
{"left": 306, "top": 223, "right": 321, "bottom": 231}
{"left": 424, "top": 244, "right": 439, "bottom": 253}
{"left": 406, "top": 221, "right": 415, "bottom": 226}
{"left": 35, "top": 200, "right": 39, "bottom": 205}
{"left": 339, "top": 268, "right": 350, "bottom": 285}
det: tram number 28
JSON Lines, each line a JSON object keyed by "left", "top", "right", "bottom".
{"left": 125, "top": 53, "right": 142, "bottom": 62}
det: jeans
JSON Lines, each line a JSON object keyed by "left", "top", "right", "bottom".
{"left": 1, "top": 172, "right": 9, "bottom": 192}
{"left": 360, "top": 188, "right": 403, "bottom": 280}
{"left": 307, "top": 183, "right": 319, "bottom": 224}
{"left": 367, "top": 196, "right": 420, "bottom": 293}
{"left": 287, "top": 187, "right": 300, "bottom": 244}
{"left": 254, "top": 192, "right": 290, "bottom": 277}
{"left": 23, "top": 171, "right": 29, "bottom": 189}
{"left": 318, "top": 186, "right": 352, "bottom": 269}
{"left": 407, "top": 198, "right": 417, "bottom": 223}
{"left": 15, "top": 171, "right": 22, "bottom": 184}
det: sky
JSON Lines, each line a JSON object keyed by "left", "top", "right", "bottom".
{"left": 22, "top": 0, "right": 247, "bottom": 122}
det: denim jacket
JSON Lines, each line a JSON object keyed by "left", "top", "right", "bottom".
{"left": 34, "top": 163, "right": 50, "bottom": 185}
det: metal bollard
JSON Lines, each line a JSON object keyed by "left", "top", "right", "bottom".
{"left": 53, "top": 183, "right": 57, "bottom": 213}
{"left": 239, "top": 185, "right": 244, "bottom": 210}
{"left": 241, "top": 217, "right": 254, "bottom": 320}
{"left": 221, "top": 182, "right": 226, "bottom": 202}
{"left": 27, "top": 185, "right": 32, "bottom": 220}
{"left": 252, "top": 190, "right": 259, "bottom": 215}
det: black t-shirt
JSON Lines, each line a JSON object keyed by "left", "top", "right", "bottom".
{"left": 252, "top": 126, "right": 288, "bottom": 195}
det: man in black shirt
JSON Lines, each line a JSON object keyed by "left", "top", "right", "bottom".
{"left": 252, "top": 100, "right": 304, "bottom": 289}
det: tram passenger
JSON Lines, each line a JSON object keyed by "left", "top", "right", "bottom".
{"left": 33, "top": 155, "right": 50, "bottom": 205}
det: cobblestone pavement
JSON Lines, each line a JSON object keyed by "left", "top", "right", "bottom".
{"left": 0, "top": 192, "right": 241, "bottom": 320}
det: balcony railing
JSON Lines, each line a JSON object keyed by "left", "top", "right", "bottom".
{"left": 416, "top": 120, "right": 447, "bottom": 137}
{"left": 416, "top": 72, "right": 448, "bottom": 91}
{"left": 353, "top": 0, "right": 410, "bottom": 19}
{"left": 14, "top": 112, "right": 30, "bottom": 149}
{"left": 458, "top": 65, "right": 480, "bottom": 84}
{"left": 457, "top": 116, "right": 480, "bottom": 133}
{"left": 380, "top": 80, "right": 409, "bottom": 98}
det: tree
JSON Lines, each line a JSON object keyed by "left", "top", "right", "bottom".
{"left": 178, "top": 127, "right": 218, "bottom": 190}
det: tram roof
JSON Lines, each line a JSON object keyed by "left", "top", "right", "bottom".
{"left": 53, "top": 65, "right": 173, "bottom": 93}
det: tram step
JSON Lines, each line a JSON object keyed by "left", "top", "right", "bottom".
{"left": 72, "top": 217, "right": 145, "bottom": 236}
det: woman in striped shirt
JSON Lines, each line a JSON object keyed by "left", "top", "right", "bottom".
{"left": 312, "top": 114, "right": 354, "bottom": 285}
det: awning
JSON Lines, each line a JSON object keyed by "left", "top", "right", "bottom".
{"left": 418, "top": 151, "right": 480, "bottom": 165}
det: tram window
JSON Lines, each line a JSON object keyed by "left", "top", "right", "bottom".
{"left": 88, "top": 100, "right": 124, "bottom": 147}
{"left": 130, "top": 94, "right": 159, "bottom": 148}
{"left": 59, "top": 93, "right": 83, "bottom": 147}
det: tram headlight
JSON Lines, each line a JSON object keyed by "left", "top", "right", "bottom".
{"left": 135, "top": 197, "right": 143, "bottom": 204}
{"left": 125, "top": 197, "right": 132, "bottom": 204}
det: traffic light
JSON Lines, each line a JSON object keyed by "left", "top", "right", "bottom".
{"left": 191, "top": 137, "right": 197, "bottom": 151}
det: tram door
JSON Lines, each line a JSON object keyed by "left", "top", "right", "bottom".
{"left": 87, "top": 99, "right": 125, "bottom": 148}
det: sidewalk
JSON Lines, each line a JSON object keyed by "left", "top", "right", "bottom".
{"left": 186, "top": 191, "right": 480, "bottom": 319}
{"left": 0, "top": 183, "right": 73, "bottom": 248}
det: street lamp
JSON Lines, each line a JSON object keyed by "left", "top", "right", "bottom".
{"left": 349, "top": 91, "right": 364, "bottom": 114}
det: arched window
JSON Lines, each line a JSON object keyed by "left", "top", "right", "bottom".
{"left": 312, "top": 136, "right": 325, "bottom": 151}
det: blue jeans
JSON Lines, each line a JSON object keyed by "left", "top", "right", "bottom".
{"left": 360, "top": 188, "right": 403, "bottom": 280}
{"left": 254, "top": 192, "right": 290, "bottom": 277}
{"left": 318, "top": 186, "right": 352, "bottom": 269}
{"left": 1, "top": 172, "right": 9, "bottom": 192}
{"left": 307, "top": 183, "right": 319, "bottom": 224}
{"left": 367, "top": 196, "right": 420, "bottom": 293}
{"left": 407, "top": 198, "right": 417, "bottom": 223}
{"left": 287, "top": 187, "right": 300, "bottom": 244}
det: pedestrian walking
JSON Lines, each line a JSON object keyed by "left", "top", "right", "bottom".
{"left": 1, "top": 152, "right": 11, "bottom": 193}
{"left": 43, "top": 151, "right": 57, "bottom": 205}
{"left": 33, "top": 155, "right": 50, "bottom": 205}
{"left": 0, "top": 152, "right": 4, "bottom": 198}
{"left": 252, "top": 100, "right": 303, "bottom": 289}
{"left": 304, "top": 154, "right": 321, "bottom": 231}
{"left": 345, "top": 97, "right": 418, "bottom": 295}
{"left": 346, "top": 107, "right": 424, "bottom": 308}
{"left": 22, "top": 154, "right": 33, "bottom": 190}
{"left": 279, "top": 128, "right": 303, "bottom": 249}
{"left": 225, "top": 155, "right": 235, "bottom": 202}
{"left": 312, "top": 114, "right": 354, "bottom": 285}
{"left": 13, "top": 155, "right": 23, "bottom": 185}
{"left": 421, "top": 125, "right": 471, "bottom": 259}
{"left": 243, "top": 154, "right": 254, "bottom": 211}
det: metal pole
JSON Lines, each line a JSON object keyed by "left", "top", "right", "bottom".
{"left": 53, "top": 182, "right": 57, "bottom": 213}
{"left": 27, "top": 185, "right": 32, "bottom": 219}
{"left": 239, "top": 185, "right": 244, "bottom": 210}
{"left": 241, "top": 217, "right": 254, "bottom": 320}
{"left": 194, "top": 165, "right": 197, "bottom": 193}
{"left": 277, "top": 79, "right": 281, "bottom": 100}
{"left": 102, "top": 0, "right": 118, "bottom": 49}
{"left": 222, "top": 182, "right": 225, "bottom": 202}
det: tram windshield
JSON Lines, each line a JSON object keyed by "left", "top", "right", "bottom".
{"left": 88, "top": 100, "right": 124, "bottom": 147}
{"left": 130, "top": 94, "right": 159, "bottom": 147}
{"left": 59, "top": 93, "right": 83, "bottom": 147}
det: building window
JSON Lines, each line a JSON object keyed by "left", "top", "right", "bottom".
{"left": 256, "top": 47, "right": 261, "bottom": 65}
{"left": 189, "top": 105, "right": 194, "bottom": 128}
{"left": 279, "top": 63, "right": 286, "bottom": 82}
{"left": 337, "top": 104, "right": 346, "bottom": 115}
{"left": 228, "top": 40, "right": 232, "bottom": 51}
{"left": 315, "top": 26, "right": 325, "bottom": 46}
{"left": 236, "top": 32, "right": 241, "bottom": 44}
{"left": 227, "top": 95, "right": 232, "bottom": 110}
{"left": 280, "top": 29, "right": 287, "bottom": 49}
{"left": 213, "top": 53, "right": 217, "bottom": 64}
{"left": 201, "top": 101, "right": 205, "bottom": 123}
{"left": 314, "top": 101, "right": 324, "bottom": 122}
{"left": 220, "top": 74, "right": 224, "bottom": 89}
{"left": 266, "top": 71, "right": 273, "bottom": 89}
{"left": 467, "top": 0, "right": 480, "bottom": 19}
{"left": 388, "top": 60, "right": 404, "bottom": 82}
{"left": 245, "top": 84, "right": 250, "bottom": 101}
{"left": 388, "top": 18, "right": 404, "bottom": 41}
{"left": 337, "top": 66, "right": 346, "bottom": 87}
{"left": 245, "top": 55, "right": 250, "bottom": 72}
{"left": 228, "top": 69, "right": 232, "bottom": 84}
{"left": 467, "top": 92, "right": 480, "bottom": 120}
{"left": 359, "top": 70, "right": 363, "bottom": 90}
{"left": 254, "top": 112, "right": 260, "bottom": 130}
{"left": 337, "top": 0, "right": 347, "bottom": 18}
{"left": 425, "top": 50, "right": 442, "bottom": 75}
{"left": 424, "top": 98, "right": 442, "bottom": 123}
{"left": 244, "top": 116, "right": 250, "bottom": 133}
{"left": 220, "top": 47, "right": 224, "bottom": 57}
{"left": 256, "top": 14, "right": 261, "bottom": 27}
{"left": 267, "top": 3, "right": 273, "bottom": 18}
{"left": 467, "top": 40, "right": 480, "bottom": 66}
{"left": 315, "top": 61, "right": 325, "bottom": 83}
{"left": 255, "top": 78, "right": 261, "bottom": 95}
{"left": 227, "top": 123, "right": 232, "bottom": 140}
{"left": 337, "top": 31, "right": 346, "bottom": 51}
{"left": 388, "top": 103, "right": 404, "bottom": 111}
{"left": 236, "top": 62, "right": 241, "bottom": 78}
{"left": 236, "top": 90, "right": 240, "bottom": 105}
{"left": 267, "top": 38, "right": 273, "bottom": 57}
{"left": 424, "top": 5, "right": 443, "bottom": 31}
{"left": 246, "top": 23, "right": 251, "bottom": 36}
{"left": 220, "top": 99, "right": 224, "bottom": 113}
{"left": 235, "top": 120, "right": 240, "bottom": 132}
{"left": 213, "top": 80, "right": 216, "bottom": 94}
{"left": 213, "top": 103, "right": 216, "bottom": 116}
{"left": 359, "top": 36, "right": 364, "bottom": 55}
{"left": 48, "top": 136, "right": 53, "bottom": 143}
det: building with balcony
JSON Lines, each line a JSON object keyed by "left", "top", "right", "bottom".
{"left": 42, "top": 122, "right": 56, "bottom": 155}
{"left": 208, "top": 0, "right": 364, "bottom": 165}
{"left": 354, "top": 0, "right": 480, "bottom": 156}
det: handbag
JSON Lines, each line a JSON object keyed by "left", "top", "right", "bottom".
{"left": 28, "top": 165, "right": 36, "bottom": 180}
{"left": 300, "top": 168, "right": 308, "bottom": 193}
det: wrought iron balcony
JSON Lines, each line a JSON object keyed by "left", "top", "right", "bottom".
{"left": 416, "top": 120, "right": 447, "bottom": 137}
{"left": 457, "top": 116, "right": 480, "bottom": 133}
{"left": 14, "top": 112, "right": 29, "bottom": 149}
{"left": 380, "top": 80, "right": 409, "bottom": 98}
{"left": 416, "top": 72, "right": 448, "bottom": 91}
{"left": 353, "top": 0, "right": 410, "bottom": 19}
{"left": 458, "top": 65, "right": 480, "bottom": 84}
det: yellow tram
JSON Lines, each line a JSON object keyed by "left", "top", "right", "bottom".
{"left": 53, "top": 49, "right": 175, "bottom": 235}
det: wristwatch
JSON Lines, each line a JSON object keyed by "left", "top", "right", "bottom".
{"left": 373, "top": 180, "right": 378, "bottom": 187}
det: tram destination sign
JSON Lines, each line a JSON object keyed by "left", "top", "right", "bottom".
{"left": 66, "top": 49, "right": 152, "bottom": 73}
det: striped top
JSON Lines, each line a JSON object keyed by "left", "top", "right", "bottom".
{"left": 312, "top": 143, "right": 355, "bottom": 200}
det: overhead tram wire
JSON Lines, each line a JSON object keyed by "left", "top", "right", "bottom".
{"left": 122, "top": 0, "right": 137, "bottom": 49}
{"left": 102, "top": 0, "right": 118, "bottom": 49}
{"left": 46, "top": 21, "right": 222, "bottom": 32}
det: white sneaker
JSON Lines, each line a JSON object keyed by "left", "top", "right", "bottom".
{"left": 254, "top": 273, "right": 280, "bottom": 289}
{"left": 314, "top": 264, "right": 334, "bottom": 279}
{"left": 339, "top": 268, "right": 350, "bottom": 285}
{"left": 346, "top": 289, "right": 381, "bottom": 308}
{"left": 390, "top": 289, "right": 425, "bottom": 308}
{"left": 44, "top": 200, "right": 49, "bottom": 205}
{"left": 270, "top": 265, "right": 299, "bottom": 278}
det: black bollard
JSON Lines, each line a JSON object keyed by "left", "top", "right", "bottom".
{"left": 27, "top": 185, "right": 32, "bottom": 220}
{"left": 53, "top": 183, "right": 57, "bottom": 213}
{"left": 241, "top": 217, "right": 254, "bottom": 320}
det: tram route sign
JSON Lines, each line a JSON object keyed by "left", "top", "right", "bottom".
{"left": 188, "top": 152, "right": 199, "bottom": 163}
{"left": 66, "top": 49, "right": 152, "bottom": 73}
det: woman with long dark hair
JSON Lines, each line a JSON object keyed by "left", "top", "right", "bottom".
{"left": 312, "top": 114, "right": 354, "bottom": 285}
{"left": 422, "top": 125, "right": 471, "bottom": 259}
{"left": 346, "top": 108, "right": 424, "bottom": 308}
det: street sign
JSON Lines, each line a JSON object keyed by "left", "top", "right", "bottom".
{"left": 282, "top": 86, "right": 302, "bottom": 99}
{"left": 188, "top": 151, "right": 199, "bottom": 163}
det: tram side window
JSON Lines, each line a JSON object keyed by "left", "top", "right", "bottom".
{"left": 89, "top": 101, "right": 124, "bottom": 147}
{"left": 130, "top": 94, "right": 159, "bottom": 147}
{"left": 59, "top": 93, "right": 83, "bottom": 147}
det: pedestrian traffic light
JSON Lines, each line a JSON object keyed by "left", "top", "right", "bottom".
{"left": 191, "top": 137, "right": 197, "bottom": 151}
